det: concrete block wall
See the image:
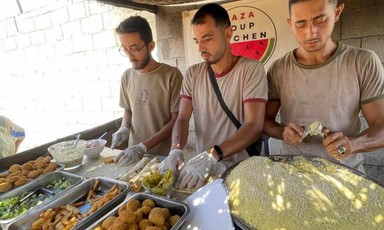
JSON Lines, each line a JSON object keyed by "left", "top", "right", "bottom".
{"left": 0, "top": 0, "right": 157, "bottom": 150}
{"left": 334, "top": 0, "right": 384, "bottom": 65}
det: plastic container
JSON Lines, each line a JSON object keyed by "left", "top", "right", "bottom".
{"left": 84, "top": 139, "right": 107, "bottom": 159}
{"left": 48, "top": 140, "right": 87, "bottom": 170}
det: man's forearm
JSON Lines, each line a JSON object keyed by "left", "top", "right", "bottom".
{"left": 171, "top": 117, "right": 189, "bottom": 150}
{"left": 121, "top": 109, "right": 131, "bottom": 129}
{"left": 142, "top": 113, "right": 177, "bottom": 151}
{"left": 219, "top": 123, "right": 263, "bottom": 157}
{"left": 264, "top": 119, "right": 284, "bottom": 140}
{"left": 350, "top": 124, "right": 384, "bottom": 153}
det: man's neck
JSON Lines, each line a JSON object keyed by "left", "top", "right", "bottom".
{"left": 211, "top": 53, "right": 237, "bottom": 75}
{"left": 295, "top": 40, "right": 338, "bottom": 65}
{"left": 138, "top": 59, "right": 160, "bottom": 73}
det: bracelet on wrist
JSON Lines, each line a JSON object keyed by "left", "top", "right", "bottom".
{"left": 213, "top": 145, "right": 224, "bottom": 161}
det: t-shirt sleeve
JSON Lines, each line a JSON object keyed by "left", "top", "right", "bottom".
{"left": 180, "top": 66, "right": 193, "bottom": 100}
{"left": 119, "top": 70, "right": 131, "bottom": 110}
{"left": 243, "top": 61, "right": 268, "bottom": 103}
{"left": 267, "top": 61, "right": 281, "bottom": 101}
{"left": 169, "top": 68, "right": 183, "bottom": 113}
{"left": 360, "top": 51, "right": 384, "bottom": 104}
{"left": 9, "top": 121, "right": 25, "bottom": 141}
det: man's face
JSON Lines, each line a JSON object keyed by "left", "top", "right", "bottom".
{"left": 287, "top": 0, "right": 343, "bottom": 53}
{"left": 118, "top": 32, "right": 150, "bottom": 70}
{"left": 192, "top": 15, "right": 231, "bottom": 64}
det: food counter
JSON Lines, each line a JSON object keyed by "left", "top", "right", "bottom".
{"left": 1, "top": 146, "right": 384, "bottom": 230}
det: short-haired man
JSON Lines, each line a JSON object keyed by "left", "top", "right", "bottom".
{"left": 264, "top": 0, "right": 384, "bottom": 172}
{"left": 158, "top": 3, "right": 267, "bottom": 189}
{"left": 112, "top": 16, "right": 183, "bottom": 166}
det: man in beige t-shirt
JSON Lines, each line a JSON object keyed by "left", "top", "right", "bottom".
{"left": 112, "top": 16, "right": 183, "bottom": 166}
{"left": 158, "top": 3, "right": 267, "bottom": 189}
{"left": 264, "top": 0, "right": 384, "bottom": 172}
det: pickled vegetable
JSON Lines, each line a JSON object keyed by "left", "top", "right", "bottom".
{"left": 142, "top": 170, "right": 174, "bottom": 196}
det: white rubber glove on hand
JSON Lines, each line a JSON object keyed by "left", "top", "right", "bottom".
{"left": 115, "top": 143, "right": 146, "bottom": 166}
{"left": 157, "top": 149, "right": 184, "bottom": 177}
{"left": 176, "top": 151, "right": 217, "bottom": 189}
{"left": 111, "top": 127, "right": 129, "bottom": 149}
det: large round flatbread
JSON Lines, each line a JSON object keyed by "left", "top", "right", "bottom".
{"left": 225, "top": 156, "right": 384, "bottom": 230}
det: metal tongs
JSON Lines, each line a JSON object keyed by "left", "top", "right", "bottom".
{"left": 9, "top": 188, "right": 55, "bottom": 212}
{"left": 303, "top": 121, "right": 324, "bottom": 140}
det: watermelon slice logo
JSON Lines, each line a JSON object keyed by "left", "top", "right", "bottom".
{"left": 228, "top": 6, "right": 277, "bottom": 65}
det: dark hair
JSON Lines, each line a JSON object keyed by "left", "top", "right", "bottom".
{"left": 115, "top": 16, "right": 153, "bottom": 44}
{"left": 191, "top": 3, "right": 231, "bottom": 28}
{"left": 288, "top": 0, "right": 338, "bottom": 16}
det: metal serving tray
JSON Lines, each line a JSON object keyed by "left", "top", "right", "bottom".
{"left": 7, "top": 177, "right": 129, "bottom": 230}
{"left": 86, "top": 192, "right": 190, "bottom": 230}
{"left": 0, "top": 163, "right": 64, "bottom": 196}
{"left": 221, "top": 155, "right": 384, "bottom": 230}
{"left": 0, "top": 171, "right": 83, "bottom": 229}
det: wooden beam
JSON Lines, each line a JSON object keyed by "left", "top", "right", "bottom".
{"left": 97, "top": 0, "right": 159, "bottom": 13}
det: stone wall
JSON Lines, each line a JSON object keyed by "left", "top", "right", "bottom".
{"left": 0, "top": 0, "right": 156, "bottom": 150}
{"left": 333, "top": 0, "right": 384, "bottom": 64}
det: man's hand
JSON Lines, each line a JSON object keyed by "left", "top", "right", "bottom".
{"left": 115, "top": 143, "right": 146, "bottom": 166}
{"left": 175, "top": 151, "right": 217, "bottom": 190}
{"left": 157, "top": 149, "right": 184, "bottom": 177}
{"left": 322, "top": 128, "right": 352, "bottom": 160}
{"left": 283, "top": 123, "right": 304, "bottom": 146}
{"left": 111, "top": 127, "right": 130, "bottom": 149}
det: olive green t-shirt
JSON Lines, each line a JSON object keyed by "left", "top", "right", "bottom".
{"left": 268, "top": 43, "right": 384, "bottom": 172}
{"left": 119, "top": 64, "right": 183, "bottom": 155}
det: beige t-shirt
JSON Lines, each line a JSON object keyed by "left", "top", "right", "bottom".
{"left": 268, "top": 43, "right": 384, "bottom": 172}
{"left": 181, "top": 56, "right": 267, "bottom": 165}
{"left": 119, "top": 63, "right": 183, "bottom": 155}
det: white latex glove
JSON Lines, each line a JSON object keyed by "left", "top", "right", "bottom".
{"left": 115, "top": 143, "right": 146, "bottom": 166}
{"left": 111, "top": 126, "right": 129, "bottom": 149}
{"left": 157, "top": 149, "right": 185, "bottom": 177}
{"left": 176, "top": 151, "right": 217, "bottom": 189}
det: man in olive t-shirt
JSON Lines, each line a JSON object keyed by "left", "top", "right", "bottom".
{"left": 264, "top": 0, "right": 384, "bottom": 173}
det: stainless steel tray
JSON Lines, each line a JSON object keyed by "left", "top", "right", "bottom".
{"left": 86, "top": 192, "right": 190, "bottom": 230}
{"left": 0, "top": 163, "right": 65, "bottom": 196}
{"left": 7, "top": 177, "right": 129, "bottom": 230}
{"left": 221, "top": 155, "right": 384, "bottom": 230}
{"left": 0, "top": 171, "right": 83, "bottom": 229}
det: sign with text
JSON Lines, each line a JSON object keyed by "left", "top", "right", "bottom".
{"left": 182, "top": 0, "right": 298, "bottom": 70}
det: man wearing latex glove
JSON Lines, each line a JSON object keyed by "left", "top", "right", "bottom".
{"left": 160, "top": 4, "right": 266, "bottom": 189}
{"left": 113, "top": 16, "right": 183, "bottom": 166}
{"left": 263, "top": 0, "right": 384, "bottom": 173}
{"left": 111, "top": 126, "right": 130, "bottom": 150}
{"left": 175, "top": 151, "right": 217, "bottom": 189}
{"left": 157, "top": 149, "right": 184, "bottom": 177}
{"left": 115, "top": 143, "right": 146, "bottom": 166}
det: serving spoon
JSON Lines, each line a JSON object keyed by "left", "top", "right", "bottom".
{"left": 91, "top": 132, "right": 107, "bottom": 147}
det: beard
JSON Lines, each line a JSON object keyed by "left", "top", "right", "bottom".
{"left": 202, "top": 52, "right": 222, "bottom": 65}
{"left": 131, "top": 50, "right": 151, "bottom": 70}
{"left": 201, "top": 44, "right": 227, "bottom": 65}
